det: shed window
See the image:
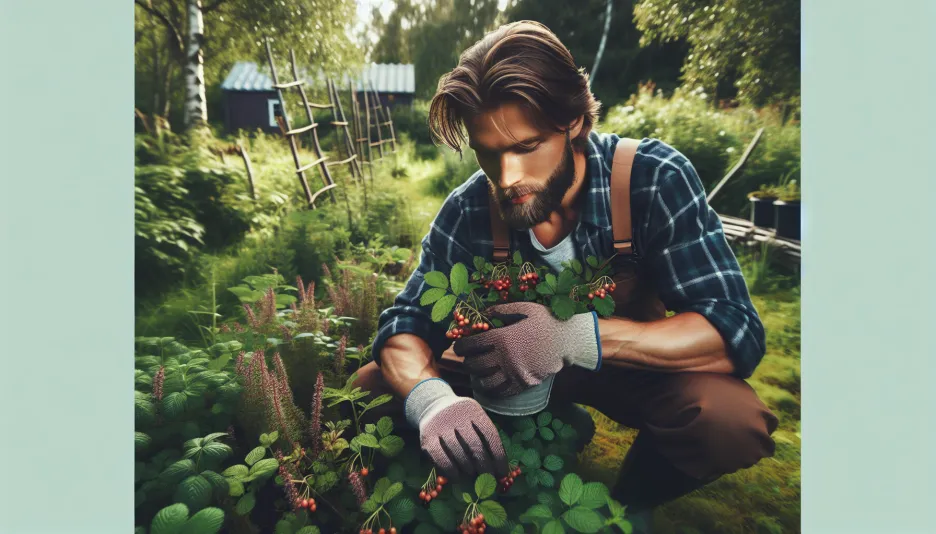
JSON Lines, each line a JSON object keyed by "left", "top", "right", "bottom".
{"left": 268, "top": 99, "right": 283, "bottom": 128}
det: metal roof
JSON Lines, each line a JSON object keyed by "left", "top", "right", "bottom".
{"left": 221, "top": 61, "right": 415, "bottom": 94}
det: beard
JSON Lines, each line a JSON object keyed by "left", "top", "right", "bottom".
{"left": 490, "top": 142, "right": 576, "bottom": 230}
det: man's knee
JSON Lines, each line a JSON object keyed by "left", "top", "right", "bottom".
{"left": 652, "top": 374, "right": 779, "bottom": 479}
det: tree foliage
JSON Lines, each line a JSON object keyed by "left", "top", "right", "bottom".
{"left": 633, "top": 0, "right": 800, "bottom": 107}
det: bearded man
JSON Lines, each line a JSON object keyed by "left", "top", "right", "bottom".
{"left": 353, "top": 20, "right": 778, "bottom": 531}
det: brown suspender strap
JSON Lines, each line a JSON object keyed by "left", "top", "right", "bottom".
{"left": 610, "top": 137, "right": 640, "bottom": 255}
{"left": 489, "top": 199, "right": 510, "bottom": 263}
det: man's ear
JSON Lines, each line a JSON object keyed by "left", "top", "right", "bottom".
{"left": 566, "top": 115, "right": 585, "bottom": 141}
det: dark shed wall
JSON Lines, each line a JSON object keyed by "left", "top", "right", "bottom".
{"left": 223, "top": 90, "right": 281, "bottom": 134}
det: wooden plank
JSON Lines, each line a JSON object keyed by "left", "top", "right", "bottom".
{"left": 307, "top": 102, "right": 333, "bottom": 109}
{"left": 706, "top": 127, "right": 765, "bottom": 203}
{"left": 326, "top": 154, "right": 358, "bottom": 166}
{"left": 272, "top": 80, "right": 305, "bottom": 89}
{"left": 284, "top": 123, "right": 318, "bottom": 136}
{"left": 330, "top": 120, "right": 349, "bottom": 126}
{"left": 295, "top": 156, "right": 328, "bottom": 174}
{"left": 309, "top": 183, "right": 338, "bottom": 207}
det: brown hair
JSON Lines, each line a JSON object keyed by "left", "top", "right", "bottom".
{"left": 428, "top": 20, "right": 601, "bottom": 154}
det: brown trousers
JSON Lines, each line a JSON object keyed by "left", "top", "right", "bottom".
{"left": 354, "top": 358, "right": 779, "bottom": 511}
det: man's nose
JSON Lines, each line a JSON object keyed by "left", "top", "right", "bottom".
{"left": 497, "top": 152, "right": 524, "bottom": 190}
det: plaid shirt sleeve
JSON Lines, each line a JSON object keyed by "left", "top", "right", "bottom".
{"left": 370, "top": 190, "right": 476, "bottom": 366}
{"left": 641, "top": 153, "right": 767, "bottom": 378}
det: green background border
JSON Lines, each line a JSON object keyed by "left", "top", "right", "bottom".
{"left": 1, "top": 0, "right": 935, "bottom": 532}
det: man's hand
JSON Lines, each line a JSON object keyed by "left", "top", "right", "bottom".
{"left": 405, "top": 378, "right": 509, "bottom": 482}
{"left": 452, "top": 302, "right": 601, "bottom": 398}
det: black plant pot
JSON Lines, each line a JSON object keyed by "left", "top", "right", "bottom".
{"left": 774, "top": 200, "right": 801, "bottom": 240}
{"left": 749, "top": 196, "right": 777, "bottom": 228}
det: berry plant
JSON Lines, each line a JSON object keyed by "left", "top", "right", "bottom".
{"left": 135, "top": 270, "right": 634, "bottom": 533}
{"left": 420, "top": 251, "right": 619, "bottom": 338}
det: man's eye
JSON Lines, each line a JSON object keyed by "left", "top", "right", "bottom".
{"left": 515, "top": 144, "right": 539, "bottom": 154}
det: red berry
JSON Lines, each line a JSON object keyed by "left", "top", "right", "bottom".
{"left": 390, "top": 529, "right": 397, "bottom": 534}
{"left": 430, "top": 490, "right": 438, "bottom": 498}
{"left": 483, "top": 323, "right": 489, "bottom": 330}
{"left": 379, "top": 529, "right": 386, "bottom": 534}
{"left": 310, "top": 504, "right": 317, "bottom": 512}
{"left": 419, "top": 490, "right": 427, "bottom": 500}
{"left": 588, "top": 292, "right": 595, "bottom": 299}
{"left": 361, "top": 467, "right": 369, "bottom": 476}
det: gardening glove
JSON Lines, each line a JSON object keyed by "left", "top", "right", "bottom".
{"left": 452, "top": 302, "right": 602, "bottom": 398}
{"left": 404, "top": 378, "right": 510, "bottom": 482}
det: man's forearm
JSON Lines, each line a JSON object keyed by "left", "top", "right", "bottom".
{"left": 594, "top": 312, "right": 735, "bottom": 374}
{"left": 379, "top": 333, "right": 442, "bottom": 400}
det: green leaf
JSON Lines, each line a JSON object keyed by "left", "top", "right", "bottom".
{"left": 227, "top": 479, "right": 245, "bottom": 497}
{"left": 521, "top": 449, "right": 541, "bottom": 469}
{"left": 612, "top": 519, "right": 634, "bottom": 534}
{"left": 477, "top": 500, "right": 507, "bottom": 528}
{"left": 552, "top": 419, "right": 565, "bottom": 430}
{"left": 551, "top": 295, "right": 576, "bottom": 320}
{"left": 365, "top": 394, "right": 393, "bottom": 412}
{"left": 578, "top": 482, "right": 610, "bottom": 510}
{"left": 513, "top": 250, "right": 523, "bottom": 266}
{"left": 522, "top": 504, "right": 553, "bottom": 522}
{"left": 180, "top": 507, "right": 224, "bottom": 534}
{"left": 543, "top": 519, "right": 566, "bottom": 534}
{"left": 356, "top": 433, "right": 380, "bottom": 448}
{"left": 377, "top": 416, "right": 394, "bottom": 437}
{"left": 536, "top": 283, "right": 556, "bottom": 296}
{"left": 463, "top": 492, "right": 473, "bottom": 503}
{"left": 538, "top": 469, "right": 555, "bottom": 488}
{"left": 174, "top": 475, "right": 213, "bottom": 512}
{"left": 473, "top": 256, "right": 486, "bottom": 272}
{"left": 428, "top": 499, "right": 455, "bottom": 530}
{"left": 593, "top": 294, "right": 615, "bottom": 317}
{"left": 360, "top": 497, "right": 379, "bottom": 514}
{"left": 163, "top": 392, "right": 187, "bottom": 417}
{"left": 136, "top": 432, "right": 151, "bottom": 451}
{"left": 200, "top": 470, "right": 229, "bottom": 497}
{"left": 234, "top": 491, "right": 255, "bottom": 516}
{"left": 160, "top": 459, "right": 196, "bottom": 484}
{"left": 540, "top": 427, "right": 556, "bottom": 441}
{"left": 545, "top": 273, "right": 558, "bottom": 290}
{"left": 424, "top": 271, "right": 449, "bottom": 289}
{"left": 570, "top": 259, "right": 583, "bottom": 274}
{"left": 364, "top": 423, "right": 377, "bottom": 435}
{"left": 259, "top": 433, "right": 270, "bottom": 447}
{"left": 379, "top": 435, "right": 404, "bottom": 457}
{"left": 384, "top": 482, "right": 403, "bottom": 503}
{"left": 202, "top": 432, "right": 228, "bottom": 443}
{"left": 387, "top": 463, "right": 406, "bottom": 483}
{"left": 201, "top": 442, "right": 233, "bottom": 463}
{"left": 295, "top": 528, "right": 321, "bottom": 534}
{"left": 474, "top": 473, "right": 496, "bottom": 499}
{"left": 559, "top": 473, "right": 584, "bottom": 507}
{"left": 537, "top": 412, "right": 553, "bottom": 427}
{"left": 556, "top": 269, "right": 576, "bottom": 294}
{"left": 221, "top": 465, "right": 248, "bottom": 480}
{"left": 314, "top": 471, "right": 339, "bottom": 492}
{"left": 450, "top": 263, "right": 469, "bottom": 295}
{"left": 562, "top": 507, "right": 604, "bottom": 533}
{"left": 275, "top": 519, "right": 295, "bottom": 534}
{"left": 387, "top": 496, "right": 417, "bottom": 526}
{"left": 268, "top": 431, "right": 279, "bottom": 444}
{"left": 420, "top": 287, "right": 448, "bottom": 306}
{"left": 248, "top": 458, "right": 280, "bottom": 479}
{"left": 543, "top": 455, "right": 564, "bottom": 471}
{"left": 607, "top": 496, "right": 626, "bottom": 519}
{"left": 151, "top": 503, "right": 190, "bottom": 534}
{"left": 245, "top": 447, "right": 266, "bottom": 466}
{"left": 431, "top": 294, "right": 457, "bottom": 323}
{"left": 586, "top": 256, "right": 599, "bottom": 268}
{"left": 515, "top": 417, "right": 536, "bottom": 432}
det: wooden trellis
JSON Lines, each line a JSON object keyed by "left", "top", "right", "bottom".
{"left": 349, "top": 82, "right": 374, "bottom": 184}
{"left": 264, "top": 41, "right": 337, "bottom": 209}
{"left": 324, "top": 78, "right": 364, "bottom": 184}
{"left": 369, "top": 81, "right": 398, "bottom": 153}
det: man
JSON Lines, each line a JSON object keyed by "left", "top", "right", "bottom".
{"left": 356, "top": 20, "right": 778, "bottom": 527}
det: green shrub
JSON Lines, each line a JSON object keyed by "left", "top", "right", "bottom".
{"left": 390, "top": 100, "right": 432, "bottom": 147}
{"left": 601, "top": 84, "right": 800, "bottom": 216}
{"left": 426, "top": 147, "right": 480, "bottom": 198}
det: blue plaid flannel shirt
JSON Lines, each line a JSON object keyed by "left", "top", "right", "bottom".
{"left": 371, "top": 131, "right": 766, "bottom": 378}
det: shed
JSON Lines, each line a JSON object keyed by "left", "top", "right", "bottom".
{"left": 220, "top": 61, "right": 415, "bottom": 135}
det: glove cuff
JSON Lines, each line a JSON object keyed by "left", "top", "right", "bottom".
{"left": 404, "top": 378, "right": 457, "bottom": 428}
{"left": 566, "top": 311, "right": 602, "bottom": 371}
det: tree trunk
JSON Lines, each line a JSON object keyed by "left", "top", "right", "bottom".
{"left": 184, "top": 0, "right": 207, "bottom": 130}
{"left": 590, "top": 0, "right": 613, "bottom": 87}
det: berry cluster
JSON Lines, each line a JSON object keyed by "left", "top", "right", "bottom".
{"left": 419, "top": 475, "right": 448, "bottom": 505}
{"left": 498, "top": 465, "right": 522, "bottom": 493}
{"left": 358, "top": 528, "right": 396, "bottom": 534}
{"left": 446, "top": 311, "right": 490, "bottom": 340}
{"left": 587, "top": 281, "right": 616, "bottom": 300}
{"left": 518, "top": 271, "right": 540, "bottom": 292}
{"left": 298, "top": 497, "right": 317, "bottom": 512}
{"left": 457, "top": 514, "right": 487, "bottom": 534}
{"left": 482, "top": 275, "right": 512, "bottom": 301}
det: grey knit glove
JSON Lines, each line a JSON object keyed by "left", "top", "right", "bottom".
{"left": 404, "top": 378, "right": 509, "bottom": 481}
{"left": 452, "top": 302, "right": 602, "bottom": 398}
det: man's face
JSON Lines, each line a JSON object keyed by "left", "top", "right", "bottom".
{"left": 465, "top": 102, "right": 579, "bottom": 230}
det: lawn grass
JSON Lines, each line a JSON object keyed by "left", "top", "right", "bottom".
{"left": 576, "top": 289, "right": 801, "bottom": 534}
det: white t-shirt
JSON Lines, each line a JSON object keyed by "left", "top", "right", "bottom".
{"left": 529, "top": 225, "right": 578, "bottom": 273}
